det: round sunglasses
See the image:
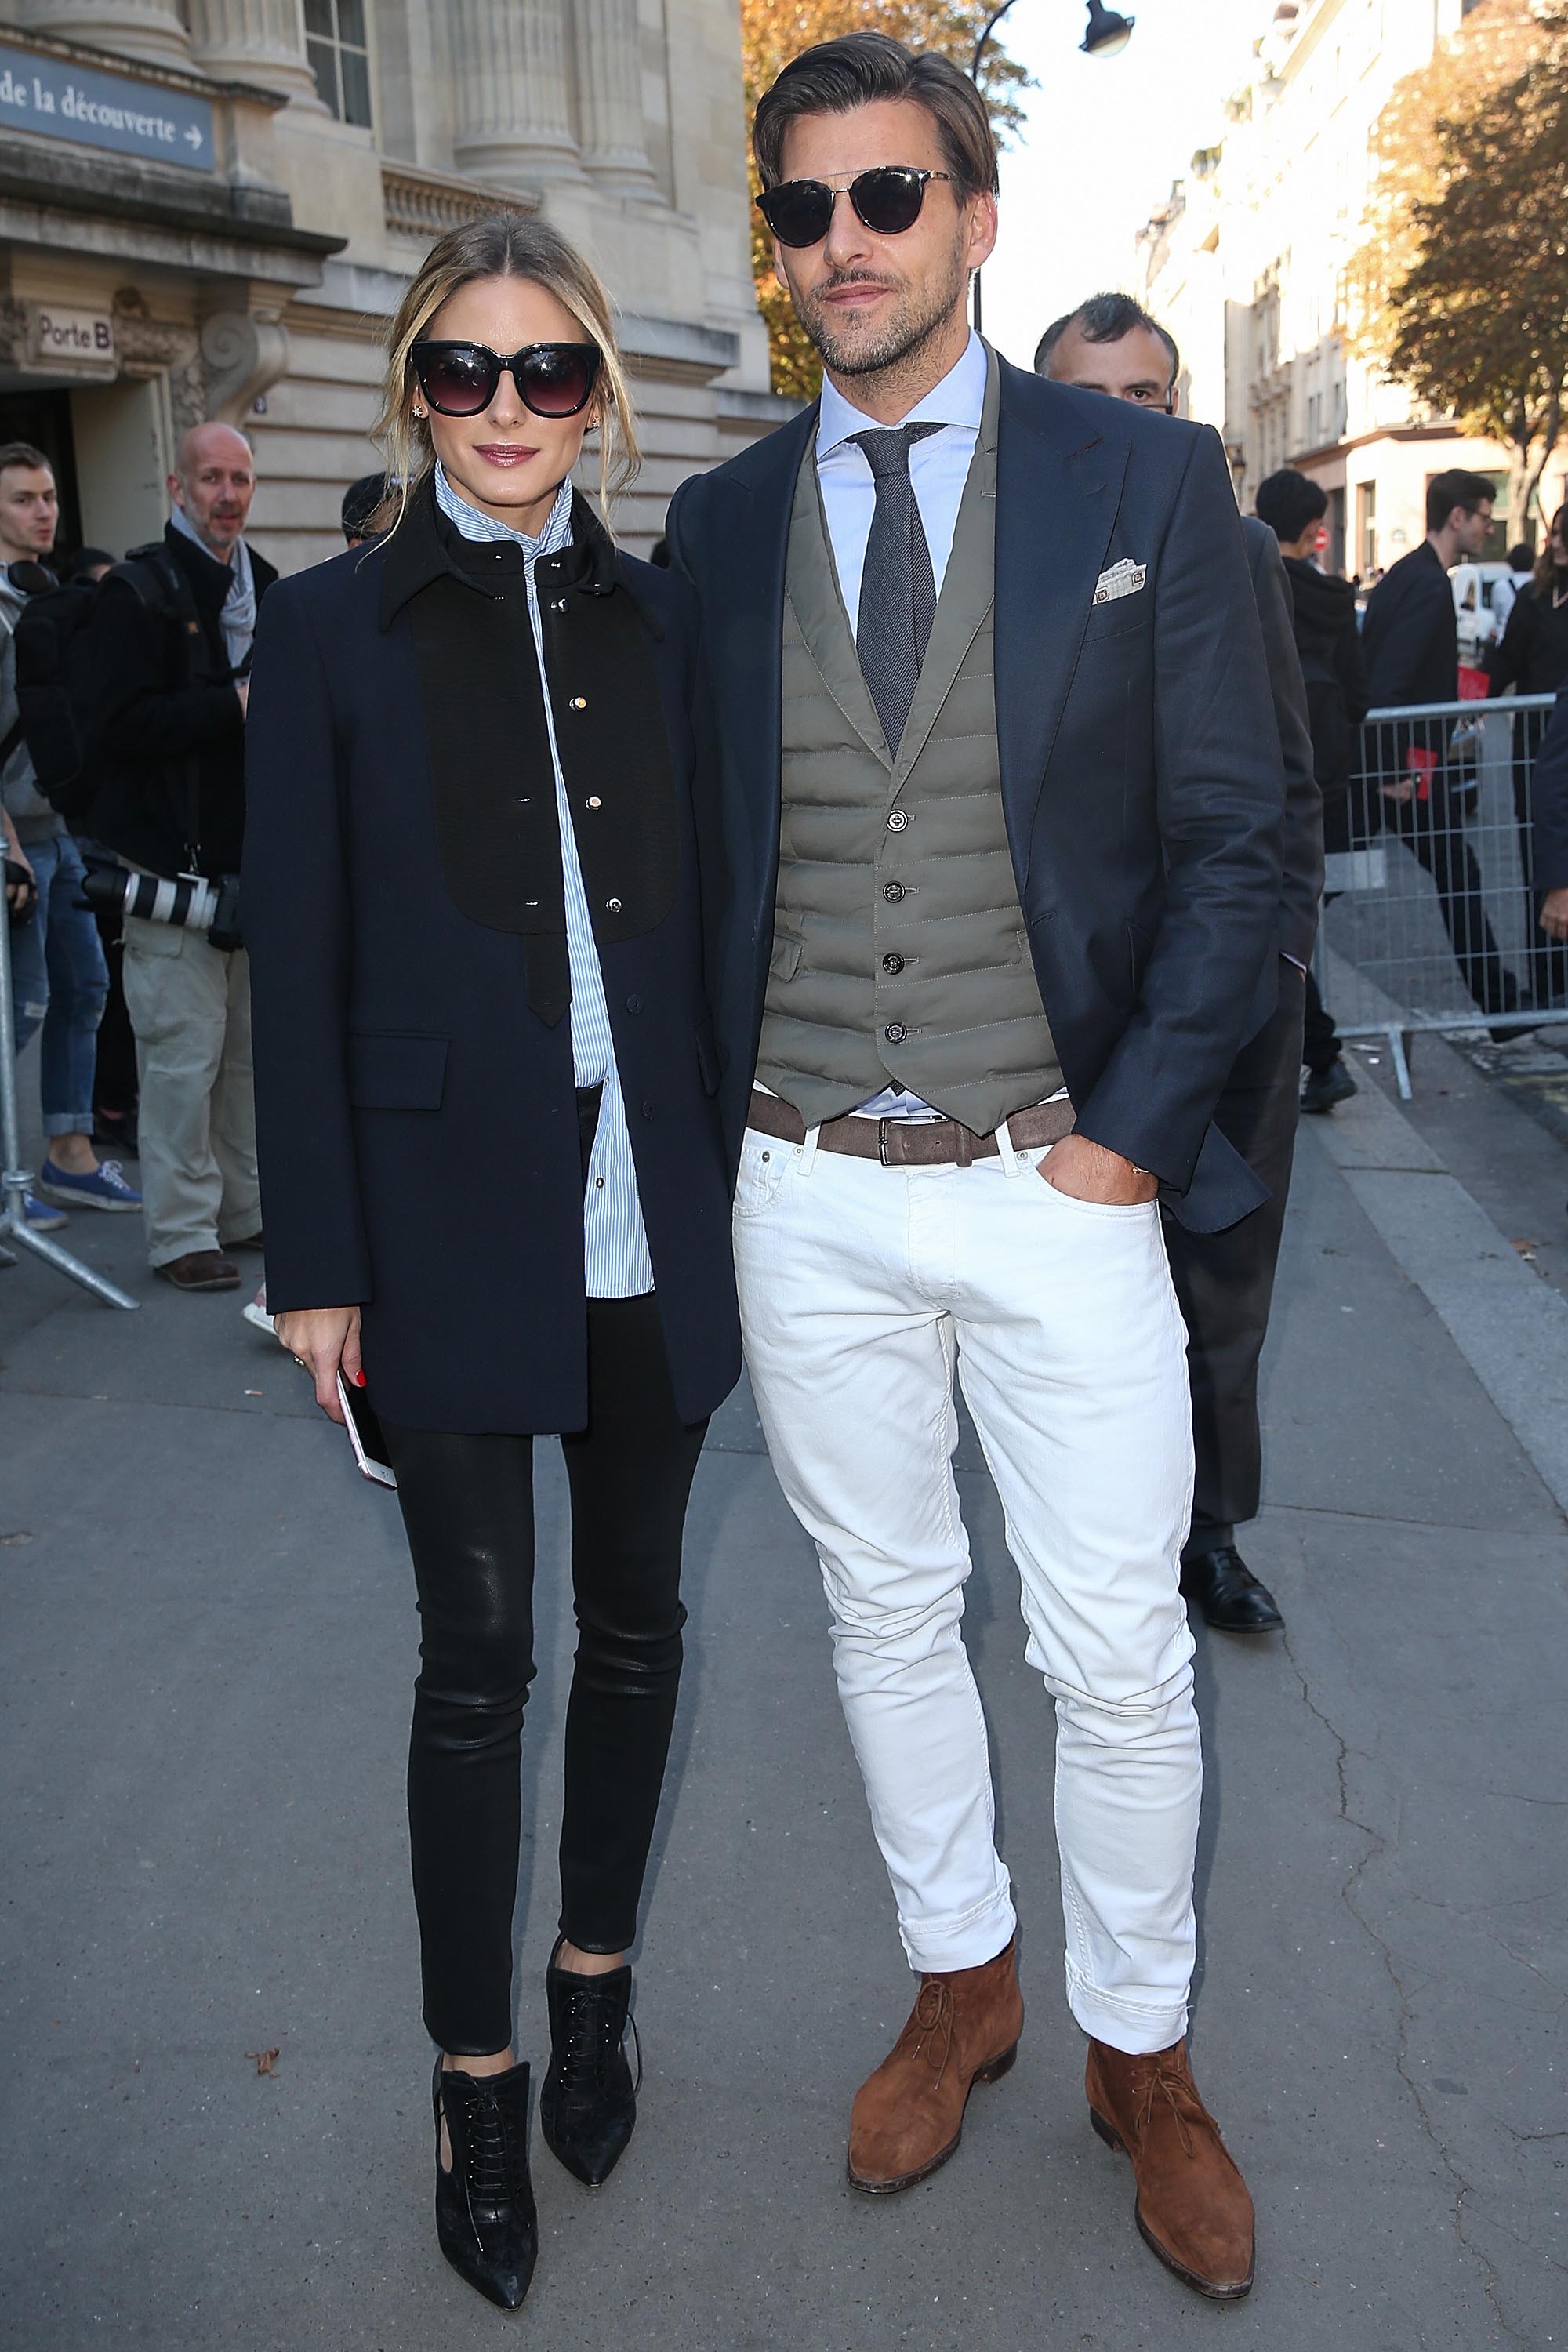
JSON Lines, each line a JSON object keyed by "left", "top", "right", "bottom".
{"left": 756, "top": 166, "right": 953, "bottom": 249}
{"left": 411, "top": 339, "right": 601, "bottom": 419}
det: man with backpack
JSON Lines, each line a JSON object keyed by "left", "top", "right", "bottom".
{"left": 1254, "top": 469, "right": 1370, "bottom": 1115}
{"left": 0, "top": 441, "right": 140, "bottom": 1232}
{"left": 85, "top": 423, "right": 274, "bottom": 1291}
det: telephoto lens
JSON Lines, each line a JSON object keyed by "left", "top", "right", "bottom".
{"left": 79, "top": 866, "right": 223, "bottom": 932}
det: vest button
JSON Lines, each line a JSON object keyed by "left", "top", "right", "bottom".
{"left": 884, "top": 1022, "right": 907, "bottom": 1044}
{"left": 569, "top": 695, "right": 587, "bottom": 710}
{"left": 606, "top": 897, "right": 622, "bottom": 913}
{"left": 882, "top": 881, "right": 905, "bottom": 903}
{"left": 887, "top": 809, "right": 909, "bottom": 831}
{"left": 586, "top": 795, "right": 601, "bottom": 808}
{"left": 882, "top": 953, "right": 904, "bottom": 975}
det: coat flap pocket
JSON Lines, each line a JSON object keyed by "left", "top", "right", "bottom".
{"left": 347, "top": 1030, "right": 449, "bottom": 1110}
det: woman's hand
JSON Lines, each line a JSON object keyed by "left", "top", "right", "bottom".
{"left": 1540, "top": 887, "right": 1568, "bottom": 944}
{"left": 275, "top": 1305, "right": 363, "bottom": 1423}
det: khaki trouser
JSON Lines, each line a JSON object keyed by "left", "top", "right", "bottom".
{"left": 121, "top": 915, "right": 260, "bottom": 1267}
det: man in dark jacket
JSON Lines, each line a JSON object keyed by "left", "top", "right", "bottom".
{"left": 1254, "top": 466, "right": 1370, "bottom": 1114}
{"left": 92, "top": 423, "right": 276, "bottom": 1291}
{"left": 1040, "top": 297, "right": 1321, "bottom": 1639}
{"left": 1360, "top": 470, "right": 1525, "bottom": 1025}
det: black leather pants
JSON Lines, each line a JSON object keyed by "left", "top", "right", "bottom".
{"left": 1163, "top": 964, "right": 1305, "bottom": 1551}
{"left": 383, "top": 1294, "right": 709, "bottom": 2056}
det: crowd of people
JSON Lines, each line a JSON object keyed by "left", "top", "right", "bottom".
{"left": 6, "top": 26, "right": 1568, "bottom": 2321}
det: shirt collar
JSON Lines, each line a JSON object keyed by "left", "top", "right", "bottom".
{"left": 818, "top": 330, "right": 988, "bottom": 460}
{"left": 433, "top": 461, "right": 574, "bottom": 562}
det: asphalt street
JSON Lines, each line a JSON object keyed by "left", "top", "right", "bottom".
{"left": 2, "top": 1040, "right": 1565, "bottom": 2351}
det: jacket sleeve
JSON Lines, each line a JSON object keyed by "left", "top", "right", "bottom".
{"left": 1072, "top": 428, "right": 1284, "bottom": 1194}
{"left": 94, "top": 575, "right": 241, "bottom": 763}
{"left": 1530, "top": 686, "right": 1568, "bottom": 895}
{"left": 241, "top": 583, "right": 372, "bottom": 1311}
{"left": 1363, "top": 569, "right": 1442, "bottom": 710}
{"left": 1250, "top": 525, "right": 1323, "bottom": 966}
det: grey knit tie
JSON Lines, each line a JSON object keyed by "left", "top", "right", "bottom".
{"left": 851, "top": 423, "right": 942, "bottom": 753}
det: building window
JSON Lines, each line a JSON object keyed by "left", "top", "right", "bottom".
{"left": 1356, "top": 480, "right": 1376, "bottom": 577}
{"left": 307, "top": 0, "right": 372, "bottom": 128}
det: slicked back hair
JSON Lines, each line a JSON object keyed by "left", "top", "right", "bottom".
{"left": 753, "top": 32, "right": 999, "bottom": 201}
{"left": 0, "top": 440, "right": 53, "bottom": 484}
{"left": 1033, "top": 293, "right": 1179, "bottom": 387}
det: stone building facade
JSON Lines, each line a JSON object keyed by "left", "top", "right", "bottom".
{"left": 0, "top": 0, "right": 788, "bottom": 571}
{"left": 1133, "top": 0, "right": 1564, "bottom": 577}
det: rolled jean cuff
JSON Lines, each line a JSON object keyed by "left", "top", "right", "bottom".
{"left": 897, "top": 1882, "right": 1016, "bottom": 1976}
{"left": 42, "top": 1115, "right": 93, "bottom": 1138}
{"left": 1064, "top": 1960, "right": 1188, "bottom": 2056}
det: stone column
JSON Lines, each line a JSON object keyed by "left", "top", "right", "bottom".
{"left": 19, "top": 0, "right": 192, "bottom": 71}
{"left": 574, "top": 0, "right": 659, "bottom": 199}
{"left": 451, "top": 0, "right": 586, "bottom": 191}
{"left": 186, "top": 0, "right": 321, "bottom": 106}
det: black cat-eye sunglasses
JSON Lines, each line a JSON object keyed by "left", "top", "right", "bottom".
{"left": 411, "top": 339, "right": 601, "bottom": 419}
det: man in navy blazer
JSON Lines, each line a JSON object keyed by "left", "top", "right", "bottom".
{"left": 670, "top": 34, "right": 1279, "bottom": 2301}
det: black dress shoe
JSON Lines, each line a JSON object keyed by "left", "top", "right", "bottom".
{"left": 539, "top": 1938, "right": 638, "bottom": 2187}
{"left": 432, "top": 2056, "right": 538, "bottom": 2310}
{"left": 1180, "top": 1546, "right": 1284, "bottom": 1633}
{"left": 1300, "top": 1060, "right": 1357, "bottom": 1115}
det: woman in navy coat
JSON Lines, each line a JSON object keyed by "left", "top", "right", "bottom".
{"left": 243, "top": 216, "right": 739, "bottom": 2313}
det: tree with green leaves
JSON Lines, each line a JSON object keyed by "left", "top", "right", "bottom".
{"left": 741, "top": 1, "right": 1027, "bottom": 397}
{"left": 1352, "top": 0, "right": 1568, "bottom": 540}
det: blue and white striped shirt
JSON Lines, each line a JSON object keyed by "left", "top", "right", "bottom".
{"left": 434, "top": 463, "right": 655, "bottom": 1298}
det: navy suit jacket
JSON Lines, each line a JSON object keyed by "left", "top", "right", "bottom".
{"left": 242, "top": 485, "right": 739, "bottom": 1434}
{"left": 667, "top": 355, "right": 1285, "bottom": 1233}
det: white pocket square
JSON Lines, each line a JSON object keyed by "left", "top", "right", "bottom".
{"left": 1094, "top": 558, "right": 1148, "bottom": 604}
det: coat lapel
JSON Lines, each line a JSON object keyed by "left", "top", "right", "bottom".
{"left": 698, "top": 403, "right": 818, "bottom": 952}
{"left": 787, "top": 456, "right": 889, "bottom": 765}
{"left": 993, "top": 359, "right": 1129, "bottom": 883}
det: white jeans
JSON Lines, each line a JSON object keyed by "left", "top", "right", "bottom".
{"left": 734, "top": 1124, "right": 1200, "bottom": 2055}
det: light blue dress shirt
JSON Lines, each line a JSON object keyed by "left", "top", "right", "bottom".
{"left": 434, "top": 463, "right": 654, "bottom": 1297}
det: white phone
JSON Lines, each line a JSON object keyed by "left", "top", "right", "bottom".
{"left": 336, "top": 1371, "right": 397, "bottom": 1489}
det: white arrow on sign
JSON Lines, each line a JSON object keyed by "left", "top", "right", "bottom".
{"left": 185, "top": 123, "right": 204, "bottom": 148}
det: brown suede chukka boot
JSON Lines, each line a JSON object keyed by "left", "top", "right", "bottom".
{"left": 848, "top": 1938, "right": 1023, "bottom": 2194}
{"left": 1085, "top": 2038, "right": 1255, "bottom": 2299}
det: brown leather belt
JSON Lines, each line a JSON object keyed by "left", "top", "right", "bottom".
{"left": 746, "top": 1087, "right": 1075, "bottom": 1167}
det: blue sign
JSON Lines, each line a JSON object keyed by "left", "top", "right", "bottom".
{"left": 0, "top": 42, "right": 214, "bottom": 173}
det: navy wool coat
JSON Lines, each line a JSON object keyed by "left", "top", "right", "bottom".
{"left": 242, "top": 479, "right": 740, "bottom": 1434}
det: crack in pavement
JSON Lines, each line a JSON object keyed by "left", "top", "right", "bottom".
{"left": 1277, "top": 1612, "right": 1534, "bottom": 2348}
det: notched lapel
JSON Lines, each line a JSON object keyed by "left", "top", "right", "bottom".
{"left": 993, "top": 367, "right": 1130, "bottom": 879}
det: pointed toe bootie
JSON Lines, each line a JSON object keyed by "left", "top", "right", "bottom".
{"left": 433, "top": 2055, "right": 538, "bottom": 2310}
{"left": 539, "top": 1938, "right": 638, "bottom": 2187}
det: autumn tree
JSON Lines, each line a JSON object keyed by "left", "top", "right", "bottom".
{"left": 1350, "top": 0, "right": 1568, "bottom": 540}
{"left": 740, "top": 2, "right": 1027, "bottom": 397}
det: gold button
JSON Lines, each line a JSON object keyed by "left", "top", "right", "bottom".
{"left": 569, "top": 695, "right": 587, "bottom": 710}
{"left": 586, "top": 795, "right": 601, "bottom": 809}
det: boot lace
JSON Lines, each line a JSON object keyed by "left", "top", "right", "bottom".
{"left": 447, "top": 2076, "right": 530, "bottom": 2208}
{"left": 554, "top": 1977, "right": 641, "bottom": 2097}
{"left": 902, "top": 1978, "right": 955, "bottom": 2085}
{"left": 1134, "top": 2057, "right": 1210, "bottom": 2160}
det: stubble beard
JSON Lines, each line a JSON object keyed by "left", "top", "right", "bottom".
{"left": 794, "top": 230, "right": 972, "bottom": 399}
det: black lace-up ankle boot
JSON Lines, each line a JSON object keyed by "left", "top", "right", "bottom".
{"left": 539, "top": 1937, "right": 639, "bottom": 2187}
{"left": 432, "top": 2055, "right": 538, "bottom": 2309}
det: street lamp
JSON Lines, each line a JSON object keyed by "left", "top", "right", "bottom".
{"left": 969, "top": 0, "right": 1136, "bottom": 330}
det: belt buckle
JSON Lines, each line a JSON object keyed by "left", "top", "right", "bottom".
{"left": 877, "top": 1116, "right": 893, "bottom": 1167}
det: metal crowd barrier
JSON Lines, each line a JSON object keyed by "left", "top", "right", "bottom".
{"left": 1312, "top": 691, "right": 1567, "bottom": 1097}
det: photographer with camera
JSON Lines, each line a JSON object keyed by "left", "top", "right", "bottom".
{"left": 1, "top": 442, "right": 140, "bottom": 1235}
{"left": 90, "top": 423, "right": 275, "bottom": 1291}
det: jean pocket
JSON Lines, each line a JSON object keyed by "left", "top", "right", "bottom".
{"left": 733, "top": 1130, "right": 793, "bottom": 1218}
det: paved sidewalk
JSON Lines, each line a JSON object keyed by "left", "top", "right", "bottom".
{"left": 2, "top": 1063, "right": 1564, "bottom": 2350}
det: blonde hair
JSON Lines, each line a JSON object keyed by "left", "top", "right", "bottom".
{"left": 371, "top": 214, "right": 641, "bottom": 536}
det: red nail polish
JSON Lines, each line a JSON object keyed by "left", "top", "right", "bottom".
{"left": 355, "top": 1370, "right": 367, "bottom": 1388}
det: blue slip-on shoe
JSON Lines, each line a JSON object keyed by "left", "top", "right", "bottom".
{"left": 23, "top": 1192, "right": 68, "bottom": 1232}
{"left": 35, "top": 1158, "right": 142, "bottom": 1213}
